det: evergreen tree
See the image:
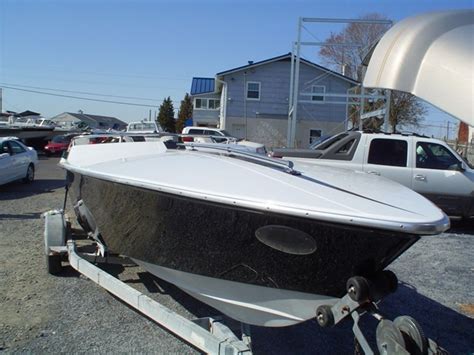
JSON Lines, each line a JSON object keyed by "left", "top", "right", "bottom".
{"left": 176, "top": 93, "right": 193, "bottom": 133}
{"left": 157, "top": 97, "right": 176, "bottom": 132}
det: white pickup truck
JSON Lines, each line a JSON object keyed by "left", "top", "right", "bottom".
{"left": 272, "top": 131, "right": 474, "bottom": 218}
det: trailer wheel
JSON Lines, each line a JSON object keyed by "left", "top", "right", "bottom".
{"left": 47, "top": 254, "right": 62, "bottom": 275}
{"left": 394, "top": 316, "right": 428, "bottom": 355}
{"left": 376, "top": 319, "right": 406, "bottom": 354}
{"left": 346, "top": 276, "right": 370, "bottom": 302}
{"left": 44, "top": 210, "right": 67, "bottom": 271}
{"left": 316, "top": 305, "right": 334, "bottom": 328}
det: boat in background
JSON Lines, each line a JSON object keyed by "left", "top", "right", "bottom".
{"left": 0, "top": 115, "right": 84, "bottom": 150}
{"left": 0, "top": 116, "right": 55, "bottom": 138}
{"left": 60, "top": 139, "right": 449, "bottom": 327}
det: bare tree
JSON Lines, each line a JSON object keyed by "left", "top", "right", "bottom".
{"left": 389, "top": 91, "right": 427, "bottom": 132}
{"left": 320, "top": 13, "right": 390, "bottom": 81}
{"left": 319, "top": 13, "right": 426, "bottom": 132}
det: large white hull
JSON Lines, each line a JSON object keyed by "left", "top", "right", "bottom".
{"left": 0, "top": 127, "right": 54, "bottom": 140}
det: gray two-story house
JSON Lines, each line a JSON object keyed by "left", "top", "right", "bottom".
{"left": 190, "top": 53, "right": 358, "bottom": 148}
{"left": 50, "top": 111, "right": 127, "bottom": 131}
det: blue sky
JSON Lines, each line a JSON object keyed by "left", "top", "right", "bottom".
{"left": 0, "top": 0, "right": 472, "bottom": 137}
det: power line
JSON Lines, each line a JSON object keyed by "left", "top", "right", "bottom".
{"left": 0, "top": 82, "right": 160, "bottom": 101}
{"left": 1, "top": 73, "right": 186, "bottom": 90}
{"left": 0, "top": 85, "right": 162, "bottom": 108}
{"left": 1, "top": 65, "right": 190, "bottom": 81}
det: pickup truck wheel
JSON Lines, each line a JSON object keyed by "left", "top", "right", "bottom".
{"left": 23, "top": 164, "right": 35, "bottom": 184}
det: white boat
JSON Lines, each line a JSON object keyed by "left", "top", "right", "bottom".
{"left": 60, "top": 140, "right": 448, "bottom": 327}
{"left": 0, "top": 117, "right": 55, "bottom": 139}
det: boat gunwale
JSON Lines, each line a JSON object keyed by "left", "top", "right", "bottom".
{"left": 61, "top": 162, "right": 450, "bottom": 235}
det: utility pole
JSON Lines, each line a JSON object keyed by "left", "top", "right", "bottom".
{"left": 446, "top": 121, "right": 450, "bottom": 141}
{"left": 0, "top": 88, "right": 3, "bottom": 113}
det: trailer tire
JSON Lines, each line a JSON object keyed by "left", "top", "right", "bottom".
{"left": 316, "top": 305, "right": 335, "bottom": 327}
{"left": 376, "top": 319, "right": 406, "bottom": 354}
{"left": 394, "top": 316, "right": 428, "bottom": 355}
{"left": 346, "top": 276, "right": 370, "bottom": 302}
{"left": 47, "top": 254, "right": 62, "bottom": 275}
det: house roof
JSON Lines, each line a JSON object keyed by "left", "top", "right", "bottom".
{"left": 216, "top": 53, "right": 359, "bottom": 85}
{"left": 17, "top": 110, "right": 41, "bottom": 117}
{"left": 190, "top": 77, "right": 215, "bottom": 95}
{"left": 65, "top": 112, "right": 127, "bottom": 127}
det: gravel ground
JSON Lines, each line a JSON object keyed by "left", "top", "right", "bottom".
{"left": 0, "top": 156, "right": 473, "bottom": 354}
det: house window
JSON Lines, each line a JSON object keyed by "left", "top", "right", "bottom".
{"left": 246, "top": 82, "right": 261, "bottom": 100}
{"left": 309, "top": 129, "right": 322, "bottom": 145}
{"left": 208, "top": 99, "right": 220, "bottom": 109}
{"left": 311, "top": 85, "right": 325, "bottom": 102}
{"left": 194, "top": 98, "right": 220, "bottom": 110}
{"left": 195, "top": 98, "right": 205, "bottom": 109}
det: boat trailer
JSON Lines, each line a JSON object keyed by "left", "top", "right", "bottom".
{"left": 314, "top": 272, "right": 446, "bottom": 354}
{"left": 43, "top": 209, "right": 252, "bottom": 355}
{"left": 44, "top": 209, "right": 445, "bottom": 355}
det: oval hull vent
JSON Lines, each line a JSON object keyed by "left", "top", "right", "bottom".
{"left": 255, "top": 225, "right": 317, "bottom": 255}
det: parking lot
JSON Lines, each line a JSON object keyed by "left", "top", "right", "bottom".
{"left": 0, "top": 156, "right": 473, "bottom": 353}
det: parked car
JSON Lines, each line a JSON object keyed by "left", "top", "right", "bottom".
{"left": 44, "top": 134, "right": 78, "bottom": 156}
{"left": 181, "top": 126, "right": 267, "bottom": 154}
{"left": 0, "top": 137, "right": 38, "bottom": 185}
{"left": 181, "top": 126, "right": 234, "bottom": 143}
{"left": 272, "top": 130, "right": 474, "bottom": 218}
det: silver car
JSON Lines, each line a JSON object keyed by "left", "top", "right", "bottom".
{"left": 0, "top": 137, "right": 38, "bottom": 185}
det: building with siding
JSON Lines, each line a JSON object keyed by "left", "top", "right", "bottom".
{"left": 50, "top": 111, "right": 127, "bottom": 131}
{"left": 190, "top": 53, "right": 358, "bottom": 148}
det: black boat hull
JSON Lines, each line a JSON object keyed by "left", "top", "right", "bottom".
{"left": 67, "top": 172, "right": 419, "bottom": 298}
